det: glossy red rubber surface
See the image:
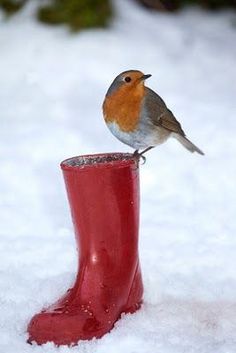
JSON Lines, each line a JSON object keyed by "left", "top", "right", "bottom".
{"left": 27, "top": 153, "right": 143, "bottom": 346}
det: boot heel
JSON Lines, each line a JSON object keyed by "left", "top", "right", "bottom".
{"left": 124, "top": 264, "right": 143, "bottom": 314}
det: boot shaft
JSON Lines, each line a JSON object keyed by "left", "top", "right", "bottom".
{"left": 61, "top": 153, "right": 140, "bottom": 266}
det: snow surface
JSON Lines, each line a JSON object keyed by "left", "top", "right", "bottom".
{"left": 1, "top": 0, "right": 236, "bottom": 352}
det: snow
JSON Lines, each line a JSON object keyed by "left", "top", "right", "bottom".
{"left": 0, "top": 0, "right": 236, "bottom": 352}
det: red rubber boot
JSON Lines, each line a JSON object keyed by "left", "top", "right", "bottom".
{"left": 27, "top": 153, "right": 143, "bottom": 346}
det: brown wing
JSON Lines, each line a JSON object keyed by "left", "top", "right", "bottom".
{"left": 158, "top": 110, "right": 185, "bottom": 136}
{"left": 144, "top": 88, "right": 185, "bottom": 136}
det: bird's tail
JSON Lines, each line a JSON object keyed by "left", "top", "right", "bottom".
{"left": 173, "top": 133, "right": 204, "bottom": 155}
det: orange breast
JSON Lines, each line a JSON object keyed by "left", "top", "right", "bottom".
{"left": 103, "top": 84, "right": 145, "bottom": 132}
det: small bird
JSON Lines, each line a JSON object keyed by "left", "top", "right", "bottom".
{"left": 103, "top": 70, "right": 204, "bottom": 158}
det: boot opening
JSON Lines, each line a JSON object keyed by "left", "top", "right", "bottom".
{"left": 62, "top": 153, "right": 134, "bottom": 168}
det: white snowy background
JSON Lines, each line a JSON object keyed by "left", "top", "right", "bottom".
{"left": 0, "top": 0, "right": 236, "bottom": 352}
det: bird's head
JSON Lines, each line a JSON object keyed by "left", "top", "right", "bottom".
{"left": 106, "top": 70, "right": 152, "bottom": 97}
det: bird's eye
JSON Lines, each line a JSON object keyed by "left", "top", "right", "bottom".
{"left": 124, "top": 76, "right": 131, "bottom": 83}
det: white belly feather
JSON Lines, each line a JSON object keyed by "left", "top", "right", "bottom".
{"left": 107, "top": 121, "right": 169, "bottom": 150}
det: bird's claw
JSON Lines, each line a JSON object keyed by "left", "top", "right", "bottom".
{"left": 133, "top": 151, "right": 146, "bottom": 164}
{"left": 139, "top": 155, "right": 146, "bottom": 164}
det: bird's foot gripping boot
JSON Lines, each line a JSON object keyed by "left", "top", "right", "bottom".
{"left": 27, "top": 153, "right": 143, "bottom": 346}
{"left": 133, "top": 150, "right": 146, "bottom": 164}
{"left": 133, "top": 146, "right": 155, "bottom": 164}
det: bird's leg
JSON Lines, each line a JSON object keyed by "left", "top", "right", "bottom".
{"left": 139, "top": 146, "right": 154, "bottom": 156}
{"left": 132, "top": 146, "right": 154, "bottom": 164}
{"left": 133, "top": 150, "right": 139, "bottom": 157}
{"left": 132, "top": 149, "right": 146, "bottom": 164}
{"left": 133, "top": 150, "right": 146, "bottom": 164}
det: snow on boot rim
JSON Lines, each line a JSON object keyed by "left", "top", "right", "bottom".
{"left": 61, "top": 153, "right": 137, "bottom": 170}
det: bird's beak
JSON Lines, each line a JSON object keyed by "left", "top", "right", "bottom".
{"left": 140, "top": 74, "right": 152, "bottom": 81}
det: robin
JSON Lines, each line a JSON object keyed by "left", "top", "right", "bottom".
{"left": 102, "top": 70, "right": 204, "bottom": 159}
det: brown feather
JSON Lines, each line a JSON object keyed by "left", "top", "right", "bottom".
{"left": 158, "top": 110, "right": 185, "bottom": 136}
{"left": 144, "top": 87, "right": 185, "bottom": 136}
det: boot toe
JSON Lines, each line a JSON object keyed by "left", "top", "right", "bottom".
{"left": 27, "top": 309, "right": 111, "bottom": 345}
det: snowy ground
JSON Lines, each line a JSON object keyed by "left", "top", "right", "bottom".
{"left": 1, "top": 0, "right": 236, "bottom": 352}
